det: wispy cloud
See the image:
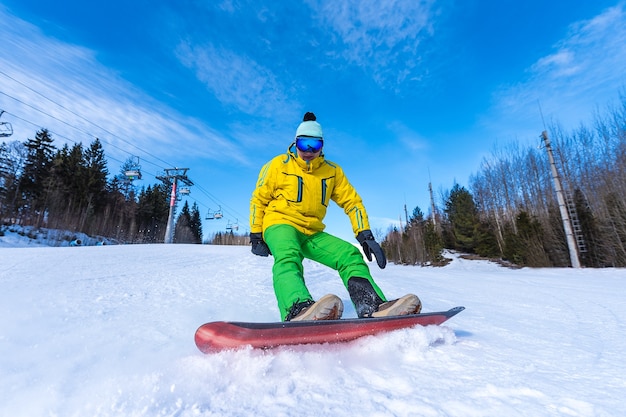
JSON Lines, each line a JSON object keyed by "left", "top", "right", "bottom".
{"left": 488, "top": 3, "right": 626, "bottom": 137}
{"left": 387, "top": 120, "right": 430, "bottom": 152}
{"left": 531, "top": 4, "right": 626, "bottom": 86}
{"left": 307, "top": 0, "right": 438, "bottom": 88}
{"left": 175, "top": 41, "right": 296, "bottom": 118}
{"left": 371, "top": 215, "right": 402, "bottom": 234}
{"left": 0, "top": 6, "right": 243, "bottom": 173}
{"left": 532, "top": 50, "right": 581, "bottom": 78}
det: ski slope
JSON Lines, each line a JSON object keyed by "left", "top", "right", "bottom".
{"left": 1, "top": 232, "right": 625, "bottom": 417}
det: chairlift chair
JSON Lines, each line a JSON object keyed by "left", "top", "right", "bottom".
{"left": 124, "top": 156, "right": 142, "bottom": 180}
{"left": 0, "top": 111, "right": 13, "bottom": 138}
{"left": 125, "top": 169, "right": 142, "bottom": 180}
{"left": 214, "top": 206, "right": 223, "bottom": 219}
{"left": 179, "top": 187, "right": 191, "bottom": 195}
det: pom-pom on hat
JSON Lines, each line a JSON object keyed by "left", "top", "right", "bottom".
{"left": 295, "top": 112, "right": 323, "bottom": 138}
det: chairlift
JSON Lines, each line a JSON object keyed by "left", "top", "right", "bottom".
{"left": 0, "top": 110, "right": 13, "bottom": 138}
{"left": 124, "top": 156, "right": 142, "bottom": 180}
{"left": 179, "top": 187, "right": 191, "bottom": 195}
{"left": 125, "top": 169, "right": 142, "bottom": 180}
{"left": 205, "top": 206, "right": 224, "bottom": 220}
{"left": 225, "top": 218, "right": 240, "bottom": 232}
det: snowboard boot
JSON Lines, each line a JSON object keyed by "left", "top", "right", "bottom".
{"left": 347, "top": 277, "right": 385, "bottom": 318}
{"left": 372, "top": 294, "right": 422, "bottom": 317}
{"left": 288, "top": 294, "right": 344, "bottom": 321}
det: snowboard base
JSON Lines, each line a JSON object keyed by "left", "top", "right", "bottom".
{"left": 195, "top": 306, "right": 465, "bottom": 353}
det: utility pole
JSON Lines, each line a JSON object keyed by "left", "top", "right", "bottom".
{"left": 541, "top": 131, "right": 581, "bottom": 268}
{"left": 428, "top": 181, "right": 437, "bottom": 229}
{"left": 403, "top": 203, "right": 409, "bottom": 231}
{"left": 156, "top": 168, "right": 193, "bottom": 244}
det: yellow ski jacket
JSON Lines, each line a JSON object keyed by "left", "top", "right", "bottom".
{"left": 250, "top": 145, "right": 370, "bottom": 237}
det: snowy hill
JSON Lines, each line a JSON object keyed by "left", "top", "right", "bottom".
{"left": 0, "top": 225, "right": 113, "bottom": 248}
{"left": 1, "top": 236, "right": 625, "bottom": 416}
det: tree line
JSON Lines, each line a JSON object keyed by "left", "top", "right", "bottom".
{"left": 3, "top": 92, "right": 625, "bottom": 264}
{"left": 0, "top": 129, "right": 202, "bottom": 243}
{"left": 383, "top": 93, "right": 626, "bottom": 267}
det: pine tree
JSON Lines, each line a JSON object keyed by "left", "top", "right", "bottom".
{"left": 443, "top": 184, "right": 479, "bottom": 253}
{"left": 82, "top": 139, "right": 109, "bottom": 232}
{"left": 19, "top": 129, "right": 56, "bottom": 225}
{"left": 117, "top": 157, "right": 141, "bottom": 201}
{"left": 501, "top": 210, "right": 553, "bottom": 267}
{"left": 46, "top": 143, "right": 85, "bottom": 228}
{"left": 0, "top": 141, "right": 27, "bottom": 216}
{"left": 174, "top": 200, "right": 194, "bottom": 243}
{"left": 423, "top": 220, "right": 445, "bottom": 264}
{"left": 136, "top": 184, "right": 169, "bottom": 242}
{"left": 189, "top": 202, "right": 203, "bottom": 243}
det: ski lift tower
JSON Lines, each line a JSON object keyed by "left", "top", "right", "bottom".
{"left": 156, "top": 167, "right": 194, "bottom": 244}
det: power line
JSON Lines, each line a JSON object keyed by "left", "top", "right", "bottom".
{"left": 0, "top": 107, "right": 127, "bottom": 167}
{"left": 0, "top": 74, "right": 242, "bottom": 228}
{"left": 0, "top": 70, "right": 174, "bottom": 168}
{"left": 191, "top": 181, "right": 249, "bottom": 230}
{"left": 0, "top": 91, "right": 165, "bottom": 174}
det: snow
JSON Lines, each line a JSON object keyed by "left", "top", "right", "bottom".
{"left": 1, "top": 231, "right": 626, "bottom": 417}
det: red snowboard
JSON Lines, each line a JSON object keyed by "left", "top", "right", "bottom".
{"left": 195, "top": 306, "right": 465, "bottom": 353}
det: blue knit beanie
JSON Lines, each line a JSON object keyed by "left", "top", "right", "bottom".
{"left": 295, "top": 112, "right": 323, "bottom": 138}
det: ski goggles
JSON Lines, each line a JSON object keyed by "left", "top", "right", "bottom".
{"left": 295, "top": 136, "right": 324, "bottom": 153}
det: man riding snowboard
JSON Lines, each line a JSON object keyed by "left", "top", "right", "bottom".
{"left": 250, "top": 112, "right": 421, "bottom": 321}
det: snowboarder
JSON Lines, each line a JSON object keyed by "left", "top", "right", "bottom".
{"left": 249, "top": 112, "right": 421, "bottom": 321}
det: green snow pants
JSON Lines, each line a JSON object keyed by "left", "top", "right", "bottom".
{"left": 264, "top": 224, "right": 386, "bottom": 321}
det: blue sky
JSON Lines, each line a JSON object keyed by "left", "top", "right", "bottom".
{"left": 1, "top": 0, "right": 625, "bottom": 242}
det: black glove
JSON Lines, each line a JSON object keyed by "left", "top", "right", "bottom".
{"left": 356, "top": 230, "right": 386, "bottom": 269}
{"left": 250, "top": 232, "right": 271, "bottom": 257}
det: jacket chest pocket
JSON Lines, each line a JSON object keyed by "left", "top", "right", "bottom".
{"left": 280, "top": 172, "right": 304, "bottom": 203}
{"left": 320, "top": 176, "right": 335, "bottom": 207}
{"left": 278, "top": 172, "right": 335, "bottom": 207}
